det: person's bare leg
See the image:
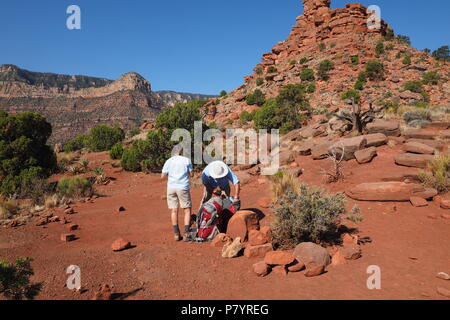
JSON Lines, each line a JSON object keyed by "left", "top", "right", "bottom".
{"left": 182, "top": 208, "right": 192, "bottom": 241}
{"left": 171, "top": 208, "right": 180, "bottom": 241}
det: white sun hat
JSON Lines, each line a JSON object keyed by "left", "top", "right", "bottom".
{"left": 209, "top": 161, "right": 229, "bottom": 179}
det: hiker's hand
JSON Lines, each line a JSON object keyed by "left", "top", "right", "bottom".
{"left": 233, "top": 200, "right": 241, "bottom": 211}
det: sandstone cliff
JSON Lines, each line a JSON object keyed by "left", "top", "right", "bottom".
{"left": 205, "top": 0, "right": 449, "bottom": 125}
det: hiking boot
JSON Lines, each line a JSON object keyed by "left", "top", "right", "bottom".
{"left": 182, "top": 234, "right": 190, "bottom": 242}
{"left": 174, "top": 234, "right": 181, "bottom": 241}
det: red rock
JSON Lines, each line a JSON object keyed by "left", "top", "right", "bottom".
{"left": 394, "top": 153, "right": 434, "bottom": 168}
{"left": 257, "top": 197, "right": 272, "bottom": 209}
{"left": 264, "top": 251, "right": 295, "bottom": 266}
{"left": 407, "top": 139, "right": 444, "bottom": 150}
{"left": 287, "top": 261, "right": 305, "bottom": 272}
{"left": 252, "top": 261, "right": 270, "bottom": 277}
{"left": 260, "top": 226, "right": 272, "bottom": 244}
{"left": 331, "top": 249, "right": 347, "bottom": 266}
{"left": 404, "top": 142, "right": 435, "bottom": 155}
{"left": 410, "top": 197, "right": 428, "bottom": 207}
{"left": 366, "top": 120, "right": 400, "bottom": 137}
{"left": 272, "top": 265, "right": 288, "bottom": 276}
{"left": 427, "top": 213, "right": 438, "bottom": 220}
{"left": 403, "top": 129, "right": 436, "bottom": 140}
{"left": 346, "top": 182, "right": 429, "bottom": 201}
{"left": 117, "top": 206, "right": 126, "bottom": 213}
{"left": 441, "top": 200, "right": 450, "bottom": 209}
{"left": 210, "top": 233, "right": 231, "bottom": 248}
{"left": 64, "top": 208, "right": 75, "bottom": 215}
{"left": 342, "top": 233, "right": 358, "bottom": 247}
{"left": 61, "top": 234, "right": 76, "bottom": 242}
{"left": 363, "top": 133, "right": 388, "bottom": 147}
{"left": 381, "top": 168, "right": 420, "bottom": 182}
{"left": 442, "top": 213, "right": 450, "bottom": 220}
{"left": 92, "top": 284, "right": 113, "bottom": 300}
{"left": 111, "top": 238, "right": 131, "bottom": 251}
{"left": 340, "top": 247, "right": 362, "bottom": 260}
{"left": 248, "top": 230, "right": 268, "bottom": 246}
{"left": 437, "top": 287, "right": 450, "bottom": 298}
{"left": 293, "top": 242, "right": 331, "bottom": 268}
{"left": 67, "top": 224, "right": 79, "bottom": 231}
{"left": 355, "top": 147, "right": 377, "bottom": 164}
{"left": 244, "top": 243, "right": 273, "bottom": 258}
{"left": 304, "top": 264, "right": 325, "bottom": 277}
{"left": 329, "top": 136, "right": 367, "bottom": 161}
{"left": 226, "top": 210, "right": 260, "bottom": 241}
{"left": 433, "top": 196, "right": 443, "bottom": 207}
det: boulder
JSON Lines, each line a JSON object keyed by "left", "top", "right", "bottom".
{"left": 222, "top": 237, "right": 243, "bottom": 258}
{"left": 279, "top": 150, "right": 296, "bottom": 166}
{"left": 304, "top": 264, "right": 326, "bottom": 277}
{"left": 410, "top": 196, "right": 428, "bottom": 207}
{"left": 312, "top": 142, "right": 334, "bottom": 160}
{"left": 413, "top": 188, "right": 438, "bottom": 200}
{"left": 293, "top": 242, "right": 331, "bottom": 268}
{"left": 111, "top": 238, "right": 131, "bottom": 251}
{"left": 287, "top": 261, "right": 305, "bottom": 272}
{"left": 260, "top": 226, "right": 272, "bottom": 243}
{"left": 292, "top": 140, "right": 314, "bottom": 156}
{"left": 339, "top": 247, "right": 362, "bottom": 260}
{"left": 394, "top": 153, "right": 434, "bottom": 168}
{"left": 346, "top": 182, "right": 432, "bottom": 201}
{"left": 355, "top": 147, "right": 377, "bottom": 164}
{"left": 381, "top": 168, "right": 420, "bottom": 182}
{"left": 252, "top": 261, "right": 271, "bottom": 277}
{"left": 404, "top": 142, "right": 435, "bottom": 155}
{"left": 211, "top": 233, "right": 232, "bottom": 248}
{"left": 366, "top": 120, "right": 401, "bottom": 137}
{"left": 226, "top": 210, "right": 260, "bottom": 241}
{"left": 329, "top": 136, "right": 367, "bottom": 161}
{"left": 272, "top": 265, "right": 288, "bottom": 276}
{"left": 61, "top": 234, "right": 76, "bottom": 242}
{"left": 264, "top": 251, "right": 295, "bottom": 266}
{"left": 403, "top": 129, "right": 436, "bottom": 140}
{"left": 363, "top": 133, "right": 388, "bottom": 147}
{"left": 439, "top": 130, "right": 450, "bottom": 140}
{"left": 407, "top": 139, "right": 444, "bottom": 150}
{"left": 248, "top": 230, "right": 268, "bottom": 246}
{"left": 244, "top": 243, "right": 273, "bottom": 258}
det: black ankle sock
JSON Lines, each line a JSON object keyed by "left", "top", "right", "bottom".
{"left": 184, "top": 225, "right": 191, "bottom": 233}
{"left": 173, "top": 225, "right": 180, "bottom": 235}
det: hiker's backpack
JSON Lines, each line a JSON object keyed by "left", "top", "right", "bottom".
{"left": 194, "top": 199, "right": 223, "bottom": 242}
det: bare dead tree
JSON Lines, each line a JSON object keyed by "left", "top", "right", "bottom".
{"left": 336, "top": 99, "right": 383, "bottom": 134}
{"left": 321, "top": 143, "right": 345, "bottom": 183}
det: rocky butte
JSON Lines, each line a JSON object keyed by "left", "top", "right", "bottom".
{"left": 206, "top": 0, "right": 449, "bottom": 125}
{"left": 0, "top": 64, "right": 214, "bottom": 144}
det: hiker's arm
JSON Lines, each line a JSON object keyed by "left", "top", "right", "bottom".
{"left": 234, "top": 183, "right": 241, "bottom": 200}
{"left": 161, "top": 173, "right": 167, "bottom": 180}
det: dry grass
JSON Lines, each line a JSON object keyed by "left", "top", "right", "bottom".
{"left": 419, "top": 154, "right": 450, "bottom": 193}
{"left": 44, "top": 194, "right": 60, "bottom": 209}
{"left": 0, "top": 199, "right": 18, "bottom": 220}
{"left": 270, "top": 171, "right": 300, "bottom": 201}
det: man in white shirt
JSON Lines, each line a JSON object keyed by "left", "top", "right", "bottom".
{"left": 161, "top": 153, "right": 194, "bottom": 241}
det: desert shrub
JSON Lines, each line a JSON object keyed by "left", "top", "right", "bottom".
{"left": 220, "top": 90, "right": 227, "bottom": 97}
{"left": 365, "top": 61, "right": 384, "bottom": 81}
{"left": 317, "top": 60, "right": 334, "bottom": 80}
{"left": 109, "top": 142, "right": 124, "bottom": 160}
{"left": 384, "top": 29, "right": 395, "bottom": 41}
{"left": 432, "top": 45, "right": 450, "bottom": 62}
{"left": 20, "top": 176, "right": 52, "bottom": 206}
{"left": 271, "top": 184, "right": 347, "bottom": 247}
{"left": 341, "top": 89, "right": 361, "bottom": 102}
{"left": 300, "top": 68, "right": 315, "bottom": 82}
{"left": 256, "top": 78, "right": 264, "bottom": 86}
{"left": 0, "top": 257, "right": 42, "bottom": 300}
{"left": 319, "top": 43, "right": 326, "bottom": 51}
{"left": 404, "top": 81, "right": 424, "bottom": 93}
{"left": 379, "top": 100, "right": 400, "bottom": 113}
{"left": 255, "top": 66, "right": 263, "bottom": 75}
{"left": 375, "top": 41, "right": 385, "bottom": 55}
{"left": 0, "top": 199, "right": 18, "bottom": 220}
{"left": 246, "top": 89, "right": 265, "bottom": 106}
{"left": 270, "top": 171, "right": 300, "bottom": 200}
{"left": 419, "top": 155, "right": 450, "bottom": 193}
{"left": 120, "top": 147, "right": 142, "bottom": 172}
{"left": 351, "top": 56, "right": 359, "bottom": 65}
{"left": 267, "top": 66, "right": 277, "bottom": 73}
{"left": 88, "top": 125, "right": 125, "bottom": 152}
{"left": 306, "top": 83, "right": 316, "bottom": 93}
{"left": 127, "top": 128, "right": 141, "bottom": 138}
{"left": 64, "top": 135, "right": 90, "bottom": 153}
{"left": 289, "top": 59, "right": 296, "bottom": 65}
{"left": 156, "top": 100, "right": 206, "bottom": 133}
{"left": 354, "top": 80, "right": 364, "bottom": 91}
{"left": 385, "top": 44, "right": 395, "bottom": 51}
{"left": 397, "top": 35, "right": 411, "bottom": 46}
{"left": 299, "top": 57, "right": 308, "bottom": 64}
{"left": 0, "top": 112, "right": 56, "bottom": 198}
{"left": 56, "top": 176, "right": 94, "bottom": 199}
{"left": 423, "top": 71, "right": 440, "bottom": 85}
{"left": 227, "top": 120, "right": 234, "bottom": 125}
{"left": 403, "top": 108, "right": 432, "bottom": 127}
{"left": 239, "top": 110, "right": 254, "bottom": 124}
{"left": 402, "top": 55, "right": 412, "bottom": 65}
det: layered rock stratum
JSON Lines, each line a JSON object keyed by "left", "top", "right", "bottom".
{"left": 0, "top": 64, "right": 214, "bottom": 143}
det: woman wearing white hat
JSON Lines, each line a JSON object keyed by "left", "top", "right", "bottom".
{"left": 200, "top": 160, "right": 241, "bottom": 207}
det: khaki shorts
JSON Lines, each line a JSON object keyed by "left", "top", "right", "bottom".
{"left": 167, "top": 189, "right": 192, "bottom": 209}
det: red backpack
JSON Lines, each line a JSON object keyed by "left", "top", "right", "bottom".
{"left": 195, "top": 200, "right": 222, "bottom": 242}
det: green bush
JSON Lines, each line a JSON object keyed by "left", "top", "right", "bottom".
{"left": 384, "top": 29, "right": 395, "bottom": 41}
{"left": 220, "top": 90, "right": 227, "bottom": 97}
{"left": 127, "top": 128, "right": 141, "bottom": 138}
{"left": 375, "top": 41, "right": 385, "bottom": 55}
{"left": 299, "top": 57, "right": 308, "bottom": 64}
{"left": 419, "top": 155, "right": 450, "bottom": 193}
{"left": 351, "top": 56, "right": 359, "bottom": 65}
{"left": 423, "top": 71, "right": 440, "bottom": 85}
{"left": 255, "top": 66, "right": 263, "bottom": 75}
{"left": 57, "top": 176, "right": 94, "bottom": 199}
{"left": 404, "top": 81, "right": 424, "bottom": 93}
{"left": 306, "top": 83, "right": 316, "bottom": 93}
{"left": 64, "top": 135, "right": 90, "bottom": 153}
{"left": 267, "top": 66, "right": 277, "bottom": 73}
{"left": 402, "top": 55, "right": 412, "bottom": 65}
{"left": 271, "top": 184, "right": 347, "bottom": 247}
{"left": 88, "top": 125, "right": 125, "bottom": 152}
{"left": 156, "top": 100, "right": 206, "bottom": 133}
{"left": 403, "top": 108, "right": 432, "bottom": 126}
{"left": 120, "top": 146, "right": 143, "bottom": 172}
{"left": 319, "top": 43, "right": 326, "bottom": 51}
{"left": 256, "top": 78, "right": 264, "bottom": 86}
{"left": 0, "top": 112, "right": 56, "bottom": 198}
{"left": 246, "top": 89, "right": 265, "bottom": 106}
{"left": 300, "top": 69, "right": 315, "bottom": 82}
{"left": 0, "top": 257, "right": 42, "bottom": 300}
{"left": 239, "top": 110, "right": 254, "bottom": 124}
{"left": 317, "top": 60, "right": 334, "bottom": 80}
{"left": 397, "top": 35, "right": 411, "bottom": 46}
{"left": 432, "top": 45, "right": 450, "bottom": 62}
{"left": 341, "top": 89, "right": 361, "bottom": 102}
{"left": 109, "top": 142, "right": 124, "bottom": 160}
{"left": 365, "top": 61, "right": 384, "bottom": 81}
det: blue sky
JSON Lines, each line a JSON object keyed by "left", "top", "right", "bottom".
{"left": 0, "top": 0, "right": 448, "bottom": 95}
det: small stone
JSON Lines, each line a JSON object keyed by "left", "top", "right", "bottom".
{"left": 111, "top": 238, "right": 131, "bottom": 251}
{"left": 248, "top": 230, "right": 268, "bottom": 246}
{"left": 252, "top": 261, "right": 270, "bottom": 277}
{"left": 61, "top": 234, "right": 76, "bottom": 242}
{"left": 436, "top": 272, "right": 450, "bottom": 280}
{"left": 410, "top": 196, "right": 428, "bottom": 207}
{"left": 210, "top": 233, "right": 231, "bottom": 248}
{"left": 442, "top": 213, "right": 450, "bottom": 220}
{"left": 92, "top": 284, "right": 113, "bottom": 300}
{"left": 304, "top": 264, "right": 325, "bottom": 277}
{"left": 222, "top": 237, "right": 243, "bottom": 258}
{"left": 437, "top": 287, "right": 450, "bottom": 298}
{"left": 64, "top": 208, "right": 75, "bottom": 215}
{"left": 67, "top": 224, "right": 79, "bottom": 231}
{"left": 117, "top": 206, "right": 126, "bottom": 213}
{"left": 264, "top": 251, "right": 295, "bottom": 266}
{"left": 287, "top": 261, "right": 305, "bottom": 272}
{"left": 433, "top": 196, "right": 443, "bottom": 207}
{"left": 441, "top": 200, "right": 450, "bottom": 209}
{"left": 260, "top": 226, "right": 272, "bottom": 243}
{"left": 244, "top": 243, "right": 273, "bottom": 258}
{"left": 272, "top": 265, "right": 288, "bottom": 276}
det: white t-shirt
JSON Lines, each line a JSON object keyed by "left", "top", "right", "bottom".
{"left": 162, "top": 156, "right": 193, "bottom": 190}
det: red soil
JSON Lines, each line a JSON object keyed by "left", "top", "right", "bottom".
{"left": 1, "top": 147, "right": 450, "bottom": 300}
